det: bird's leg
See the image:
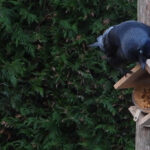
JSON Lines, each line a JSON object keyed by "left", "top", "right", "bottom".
{"left": 115, "top": 67, "right": 133, "bottom": 76}
{"left": 107, "top": 57, "right": 133, "bottom": 76}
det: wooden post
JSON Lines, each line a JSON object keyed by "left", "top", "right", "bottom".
{"left": 138, "top": 0, "right": 150, "bottom": 25}
{"left": 136, "top": 0, "right": 150, "bottom": 150}
{"left": 129, "top": 106, "right": 150, "bottom": 150}
{"left": 136, "top": 113, "right": 150, "bottom": 150}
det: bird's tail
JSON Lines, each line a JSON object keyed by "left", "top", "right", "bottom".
{"left": 88, "top": 35, "right": 105, "bottom": 51}
{"left": 88, "top": 42, "right": 100, "bottom": 47}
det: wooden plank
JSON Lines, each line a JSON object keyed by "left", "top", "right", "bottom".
{"left": 129, "top": 106, "right": 142, "bottom": 121}
{"left": 114, "top": 64, "right": 145, "bottom": 89}
{"left": 139, "top": 113, "right": 150, "bottom": 127}
{"left": 131, "top": 74, "right": 150, "bottom": 89}
{"left": 136, "top": 0, "right": 150, "bottom": 149}
{"left": 135, "top": 111, "right": 150, "bottom": 150}
{"left": 114, "top": 59, "right": 150, "bottom": 89}
{"left": 129, "top": 106, "right": 139, "bottom": 118}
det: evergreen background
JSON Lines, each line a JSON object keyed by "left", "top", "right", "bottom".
{"left": 0, "top": 0, "right": 137, "bottom": 149}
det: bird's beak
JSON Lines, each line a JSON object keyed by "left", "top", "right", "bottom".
{"left": 139, "top": 55, "right": 146, "bottom": 69}
{"left": 138, "top": 49, "right": 146, "bottom": 69}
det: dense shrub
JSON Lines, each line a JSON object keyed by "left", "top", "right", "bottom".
{"left": 0, "top": 0, "right": 136, "bottom": 149}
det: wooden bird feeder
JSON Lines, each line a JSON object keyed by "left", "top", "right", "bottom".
{"left": 113, "top": 0, "right": 150, "bottom": 149}
{"left": 114, "top": 59, "right": 150, "bottom": 150}
{"left": 114, "top": 59, "right": 150, "bottom": 113}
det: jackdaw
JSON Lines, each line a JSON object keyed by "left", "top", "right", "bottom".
{"left": 89, "top": 20, "right": 150, "bottom": 71}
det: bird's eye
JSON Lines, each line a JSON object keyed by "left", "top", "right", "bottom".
{"left": 139, "top": 49, "right": 143, "bottom": 54}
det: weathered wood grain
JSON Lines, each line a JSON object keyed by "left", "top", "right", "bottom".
{"left": 136, "top": 1, "right": 150, "bottom": 149}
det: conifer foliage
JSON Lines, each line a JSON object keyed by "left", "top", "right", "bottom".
{"left": 0, "top": 0, "right": 136, "bottom": 149}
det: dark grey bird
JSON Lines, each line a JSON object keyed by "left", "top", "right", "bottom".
{"left": 89, "top": 20, "right": 150, "bottom": 71}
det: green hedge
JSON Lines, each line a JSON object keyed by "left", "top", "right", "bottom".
{"left": 0, "top": 0, "right": 136, "bottom": 149}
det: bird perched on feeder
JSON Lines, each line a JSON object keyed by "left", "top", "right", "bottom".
{"left": 89, "top": 20, "right": 150, "bottom": 72}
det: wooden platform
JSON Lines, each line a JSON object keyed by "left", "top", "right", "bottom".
{"left": 114, "top": 60, "right": 150, "bottom": 89}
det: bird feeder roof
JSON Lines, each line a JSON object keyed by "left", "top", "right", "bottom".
{"left": 114, "top": 59, "right": 150, "bottom": 89}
